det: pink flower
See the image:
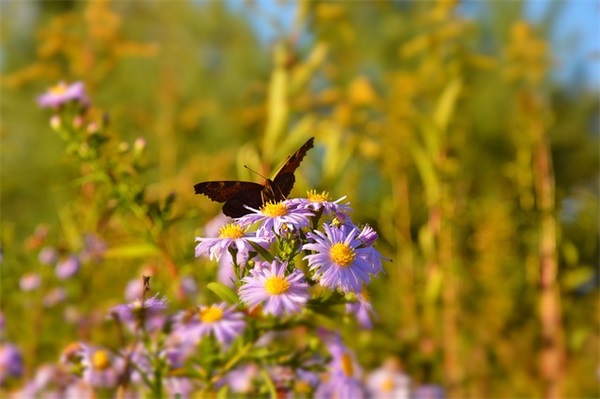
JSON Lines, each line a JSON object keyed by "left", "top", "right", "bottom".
{"left": 37, "top": 81, "right": 89, "bottom": 109}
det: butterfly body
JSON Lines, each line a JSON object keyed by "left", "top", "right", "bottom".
{"left": 194, "top": 137, "right": 314, "bottom": 218}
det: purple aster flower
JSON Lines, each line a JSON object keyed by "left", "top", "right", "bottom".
{"left": 15, "top": 363, "right": 70, "bottom": 398}
{"left": 38, "top": 246, "right": 58, "bottom": 265}
{"left": 345, "top": 289, "right": 377, "bottom": 329}
{"left": 43, "top": 287, "right": 67, "bottom": 307}
{"left": 288, "top": 191, "right": 352, "bottom": 216}
{"left": 37, "top": 81, "right": 89, "bottom": 109}
{"left": 412, "top": 384, "right": 446, "bottom": 399}
{"left": 315, "top": 330, "right": 365, "bottom": 399}
{"left": 64, "top": 381, "right": 95, "bottom": 398}
{"left": 295, "top": 368, "right": 321, "bottom": 393}
{"left": 128, "top": 346, "right": 194, "bottom": 397}
{"left": 216, "top": 363, "right": 260, "bottom": 394}
{"left": 80, "top": 233, "right": 106, "bottom": 263}
{"left": 315, "top": 373, "right": 366, "bottom": 399}
{"left": 357, "top": 224, "right": 378, "bottom": 246}
{"left": 180, "top": 276, "right": 198, "bottom": 297}
{"left": 124, "top": 278, "right": 145, "bottom": 302}
{"left": 217, "top": 250, "right": 237, "bottom": 287}
{"left": 303, "top": 224, "right": 380, "bottom": 294}
{"left": 19, "top": 273, "right": 41, "bottom": 291}
{"left": 55, "top": 255, "right": 80, "bottom": 279}
{"left": 195, "top": 222, "right": 269, "bottom": 264}
{"left": 357, "top": 224, "right": 390, "bottom": 273}
{"left": 80, "top": 345, "right": 122, "bottom": 388}
{"left": 237, "top": 200, "right": 313, "bottom": 237}
{"left": 366, "top": 358, "right": 410, "bottom": 399}
{"left": 110, "top": 294, "right": 168, "bottom": 332}
{"left": 164, "top": 377, "right": 195, "bottom": 399}
{"left": 239, "top": 260, "right": 310, "bottom": 316}
{"left": 0, "top": 343, "right": 23, "bottom": 385}
{"left": 173, "top": 303, "right": 245, "bottom": 347}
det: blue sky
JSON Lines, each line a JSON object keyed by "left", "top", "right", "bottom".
{"left": 228, "top": 0, "right": 599, "bottom": 90}
{"left": 526, "top": 0, "right": 599, "bottom": 89}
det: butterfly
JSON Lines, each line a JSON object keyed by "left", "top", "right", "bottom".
{"left": 194, "top": 137, "right": 315, "bottom": 218}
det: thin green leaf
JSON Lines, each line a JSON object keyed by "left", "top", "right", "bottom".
{"left": 104, "top": 243, "right": 161, "bottom": 259}
{"left": 260, "top": 368, "right": 277, "bottom": 399}
{"left": 207, "top": 282, "right": 239, "bottom": 305}
{"left": 248, "top": 241, "right": 275, "bottom": 262}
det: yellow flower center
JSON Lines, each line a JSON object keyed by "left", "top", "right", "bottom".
{"left": 330, "top": 243, "right": 355, "bottom": 267}
{"left": 295, "top": 380, "right": 312, "bottom": 393}
{"left": 131, "top": 299, "right": 144, "bottom": 310}
{"left": 340, "top": 353, "right": 354, "bottom": 377}
{"left": 50, "top": 82, "right": 68, "bottom": 95}
{"left": 264, "top": 276, "right": 290, "bottom": 295}
{"left": 199, "top": 306, "right": 224, "bottom": 323}
{"left": 92, "top": 350, "right": 111, "bottom": 371}
{"left": 261, "top": 202, "right": 288, "bottom": 217}
{"left": 218, "top": 223, "right": 244, "bottom": 239}
{"left": 307, "top": 190, "right": 331, "bottom": 203}
{"left": 360, "top": 288, "right": 371, "bottom": 302}
{"left": 380, "top": 377, "right": 395, "bottom": 392}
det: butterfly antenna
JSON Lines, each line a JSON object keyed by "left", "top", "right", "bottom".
{"left": 243, "top": 165, "right": 269, "bottom": 180}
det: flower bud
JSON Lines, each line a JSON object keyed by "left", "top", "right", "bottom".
{"left": 50, "top": 115, "right": 62, "bottom": 131}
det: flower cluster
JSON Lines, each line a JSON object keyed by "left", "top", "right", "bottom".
{"left": 11, "top": 82, "right": 405, "bottom": 398}
{"left": 195, "top": 192, "right": 385, "bottom": 325}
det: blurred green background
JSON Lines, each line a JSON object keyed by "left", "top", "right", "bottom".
{"left": 1, "top": 0, "right": 598, "bottom": 397}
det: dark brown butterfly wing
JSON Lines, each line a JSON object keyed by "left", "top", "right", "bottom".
{"left": 194, "top": 181, "right": 262, "bottom": 202}
{"left": 272, "top": 137, "right": 314, "bottom": 198}
{"left": 221, "top": 190, "right": 264, "bottom": 218}
{"left": 194, "top": 137, "right": 314, "bottom": 217}
{"left": 194, "top": 181, "right": 264, "bottom": 218}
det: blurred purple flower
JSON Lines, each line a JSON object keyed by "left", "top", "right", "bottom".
{"left": 239, "top": 260, "right": 310, "bottom": 316}
{"left": 295, "top": 368, "right": 321, "bottom": 392}
{"left": 124, "top": 278, "right": 145, "bottom": 302}
{"left": 128, "top": 346, "right": 193, "bottom": 397}
{"left": 55, "top": 255, "right": 80, "bottom": 280}
{"left": 80, "top": 234, "right": 106, "bottom": 263}
{"left": 64, "top": 381, "right": 95, "bottom": 398}
{"left": 164, "top": 377, "right": 195, "bottom": 399}
{"left": 412, "top": 384, "right": 446, "bottom": 399}
{"left": 366, "top": 358, "right": 410, "bottom": 399}
{"left": 304, "top": 223, "right": 380, "bottom": 294}
{"left": 173, "top": 303, "right": 245, "bottom": 348}
{"left": 43, "top": 287, "right": 67, "bottom": 307}
{"left": 19, "top": 273, "right": 41, "bottom": 291}
{"left": 37, "top": 81, "right": 88, "bottom": 109}
{"left": 17, "top": 363, "right": 73, "bottom": 398}
{"left": 315, "top": 331, "right": 366, "bottom": 399}
{"left": 237, "top": 200, "right": 313, "bottom": 237}
{"left": 0, "top": 343, "right": 23, "bottom": 385}
{"left": 110, "top": 294, "right": 168, "bottom": 333}
{"left": 217, "top": 363, "right": 260, "bottom": 394}
{"left": 80, "top": 345, "right": 122, "bottom": 388}
{"left": 38, "top": 246, "right": 58, "bottom": 265}
{"left": 345, "top": 290, "right": 377, "bottom": 329}
{"left": 180, "top": 276, "right": 198, "bottom": 297}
